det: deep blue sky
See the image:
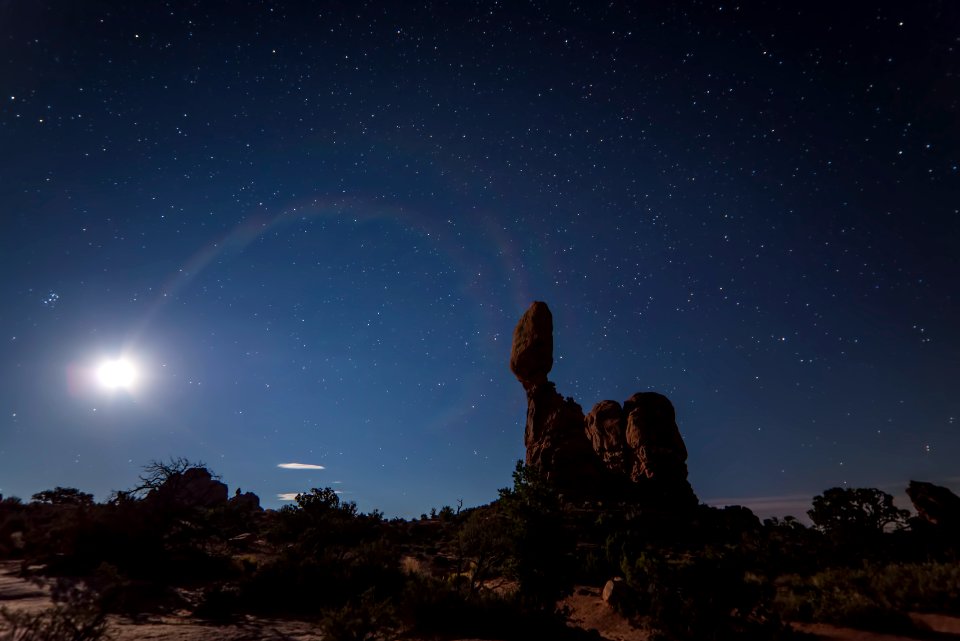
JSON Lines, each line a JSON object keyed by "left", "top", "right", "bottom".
{"left": 1, "top": 1, "right": 957, "bottom": 518}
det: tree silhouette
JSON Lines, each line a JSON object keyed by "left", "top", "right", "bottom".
{"left": 808, "top": 487, "right": 909, "bottom": 536}
{"left": 30, "top": 487, "right": 94, "bottom": 507}
{"left": 122, "top": 456, "right": 217, "bottom": 499}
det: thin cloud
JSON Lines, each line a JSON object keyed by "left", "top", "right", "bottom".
{"left": 705, "top": 493, "right": 814, "bottom": 520}
{"left": 277, "top": 462, "right": 325, "bottom": 470}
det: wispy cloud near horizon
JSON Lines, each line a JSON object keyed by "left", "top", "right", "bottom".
{"left": 703, "top": 479, "right": 955, "bottom": 521}
{"left": 704, "top": 493, "right": 814, "bottom": 520}
{"left": 277, "top": 462, "right": 325, "bottom": 470}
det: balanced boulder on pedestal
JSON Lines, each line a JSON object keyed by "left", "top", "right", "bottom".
{"left": 510, "top": 301, "right": 697, "bottom": 508}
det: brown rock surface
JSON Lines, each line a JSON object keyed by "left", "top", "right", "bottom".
{"left": 509, "top": 300, "right": 554, "bottom": 389}
{"left": 585, "top": 400, "right": 627, "bottom": 475}
{"left": 601, "top": 577, "right": 626, "bottom": 607}
{"left": 623, "top": 392, "right": 688, "bottom": 483}
{"left": 906, "top": 481, "right": 960, "bottom": 529}
{"left": 523, "top": 382, "right": 609, "bottom": 491}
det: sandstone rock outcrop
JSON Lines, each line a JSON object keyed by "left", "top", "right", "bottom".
{"left": 511, "top": 301, "right": 696, "bottom": 508}
{"left": 906, "top": 481, "right": 960, "bottom": 530}
{"left": 147, "top": 467, "right": 228, "bottom": 510}
{"left": 229, "top": 490, "right": 263, "bottom": 512}
{"left": 585, "top": 400, "right": 628, "bottom": 475}
{"left": 624, "top": 392, "right": 689, "bottom": 484}
{"left": 523, "top": 382, "right": 609, "bottom": 492}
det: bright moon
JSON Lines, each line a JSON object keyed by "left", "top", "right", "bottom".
{"left": 96, "top": 359, "right": 137, "bottom": 390}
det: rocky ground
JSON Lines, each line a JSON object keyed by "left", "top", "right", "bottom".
{"left": 0, "top": 562, "right": 323, "bottom": 641}
{"left": 794, "top": 616, "right": 960, "bottom": 640}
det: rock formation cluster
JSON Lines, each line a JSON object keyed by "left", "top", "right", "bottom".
{"left": 510, "top": 301, "right": 697, "bottom": 508}
{"left": 146, "top": 467, "right": 262, "bottom": 512}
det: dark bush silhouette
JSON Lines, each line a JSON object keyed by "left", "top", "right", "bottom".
{"left": 497, "top": 460, "right": 576, "bottom": 609}
{"left": 455, "top": 507, "right": 511, "bottom": 596}
{"left": 809, "top": 487, "right": 909, "bottom": 537}
{"left": 6, "top": 458, "right": 960, "bottom": 639}
{"left": 613, "top": 544, "right": 793, "bottom": 640}
{"left": 30, "top": 487, "right": 94, "bottom": 507}
{"left": 235, "top": 487, "right": 403, "bottom": 616}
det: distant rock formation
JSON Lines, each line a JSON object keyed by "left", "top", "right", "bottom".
{"left": 906, "top": 481, "right": 960, "bottom": 530}
{"left": 510, "top": 301, "right": 697, "bottom": 508}
{"left": 229, "top": 490, "right": 263, "bottom": 512}
{"left": 147, "top": 467, "right": 229, "bottom": 510}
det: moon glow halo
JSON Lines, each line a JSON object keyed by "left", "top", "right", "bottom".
{"left": 96, "top": 358, "right": 137, "bottom": 391}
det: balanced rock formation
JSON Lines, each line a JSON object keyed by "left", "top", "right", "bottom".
{"left": 511, "top": 301, "right": 696, "bottom": 508}
{"left": 510, "top": 302, "right": 609, "bottom": 492}
{"left": 906, "top": 481, "right": 960, "bottom": 530}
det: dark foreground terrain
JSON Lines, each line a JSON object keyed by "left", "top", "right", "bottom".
{"left": 1, "top": 458, "right": 960, "bottom": 641}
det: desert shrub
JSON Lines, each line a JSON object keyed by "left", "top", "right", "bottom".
{"left": 270, "top": 488, "right": 387, "bottom": 551}
{"left": 878, "top": 562, "right": 960, "bottom": 613}
{"left": 454, "top": 507, "right": 511, "bottom": 595}
{"left": 0, "top": 578, "right": 110, "bottom": 641}
{"left": 239, "top": 536, "right": 403, "bottom": 615}
{"left": 616, "top": 546, "right": 792, "bottom": 641}
{"left": 497, "top": 461, "right": 576, "bottom": 608}
{"left": 574, "top": 546, "right": 608, "bottom": 585}
{"left": 239, "top": 488, "right": 403, "bottom": 615}
{"left": 193, "top": 583, "right": 243, "bottom": 621}
{"left": 437, "top": 505, "right": 456, "bottom": 522}
{"left": 776, "top": 561, "right": 960, "bottom": 630}
{"left": 16, "top": 462, "right": 240, "bottom": 584}
{"left": 88, "top": 562, "right": 185, "bottom": 615}
{"left": 758, "top": 516, "right": 825, "bottom": 576}
{"left": 320, "top": 591, "right": 397, "bottom": 641}
{"left": 775, "top": 569, "right": 914, "bottom": 633}
{"left": 30, "top": 487, "right": 94, "bottom": 507}
{"left": 398, "top": 574, "right": 588, "bottom": 641}
{"left": 26, "top": 497, "right": 234, "bottom": 589}
{"left": 0, "top": 498, "right": 26, "bottom": 558}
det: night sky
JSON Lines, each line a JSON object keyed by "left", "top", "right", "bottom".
{"left": 1, "top": 2, "right": 958, "bottom": 518}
